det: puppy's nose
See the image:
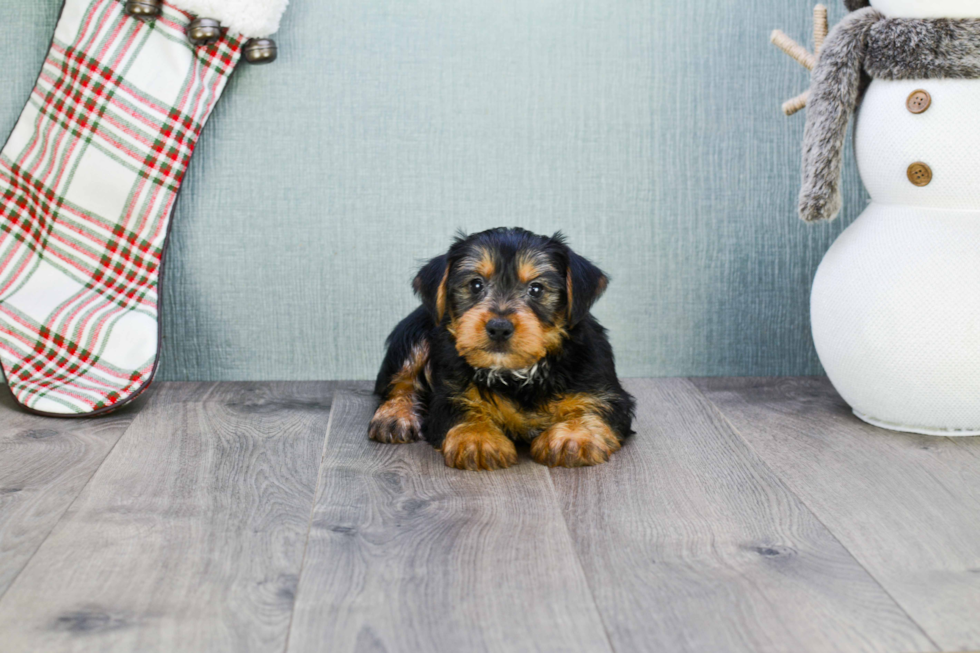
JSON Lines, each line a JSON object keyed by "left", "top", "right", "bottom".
{"left": 486, "top": 318, "right": 515, "bottom": 343}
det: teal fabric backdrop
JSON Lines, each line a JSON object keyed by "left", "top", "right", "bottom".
{"left": 0, "top": 0, "right": 866, "bottom": 381}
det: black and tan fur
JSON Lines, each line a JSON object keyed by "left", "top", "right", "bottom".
{"left": 370, "top": 228, "right": 635, "bottom": 471}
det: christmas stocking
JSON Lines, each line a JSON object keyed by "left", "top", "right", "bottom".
{"left": 0, "top": 0, "right": 287, "bottom": 416}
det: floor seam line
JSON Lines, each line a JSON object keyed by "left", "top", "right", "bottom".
{"left": 686, "top": 378, "right": 943, "bottom": 653}
{"left": 543, "top": 467, "right": 620, "bottom": 653}
{"left": 281, "top": 385, "right": 343, "bottom": 653}
{"left": 936, "top": 436, "right": 980, "bottom": 515}
{"left": 0, "top": 398, "right": 148, "bottom": 611}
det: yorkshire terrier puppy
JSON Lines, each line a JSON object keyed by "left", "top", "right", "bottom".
{"left": 370, "top": 227, "right": 635, "bottom": 471}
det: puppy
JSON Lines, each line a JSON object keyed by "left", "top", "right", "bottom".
{"left": 370, "top": 227, "right": 635, "bottom": 471}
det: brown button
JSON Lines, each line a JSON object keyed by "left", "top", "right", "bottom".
{"left": 907, "top": 162, "right": 933, "bottom": 187}
{"left": 907, "top": 90, "right": 931, "bottom": 114}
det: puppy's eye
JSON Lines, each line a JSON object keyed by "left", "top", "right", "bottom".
{"left": 528, "top": 282, "right": 545, "bottom": 299}
{"left": 469, "top": 278, "right": 485, "bottom": 294}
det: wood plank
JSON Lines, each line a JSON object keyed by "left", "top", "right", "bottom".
{"left": 551, "top": 378, "right": 935, "bottom": 653}
{"left": 932, "top": 434, "right": 980, "bottom": 509}
{"left": 695, "top": 376, "right": 980, "bottom": 651}
{"left": 287, "top": 388, "right": 613, "bottom": 653}
{"left": 0, "top": 384, "right": 153, "bottom": 599}
{"left": 0, "top": 381, "right": 335, "bottom": 653}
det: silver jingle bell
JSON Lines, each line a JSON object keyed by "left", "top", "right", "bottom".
{"left": 124, "top": 0, "right": 161, "bottom": 18}
{"left": 243, "top": 39, "right": 278, "bottom": 65}
{"left": 188, "top": 18, "right": 222, "bottom": 46}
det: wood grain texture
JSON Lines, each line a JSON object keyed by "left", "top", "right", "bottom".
{"left": 0, "top": 386, "right": 146, "bottom": 599}
{"left": 287, "top": 387, "right": 613, "bottom": 653}
{"left": 0, "top": 382, "right": 334, "bottom": 653}
{"left": 695, "top": 377, "right": 980, "bottom": 651}
{"left": 551, "top": 378, "right": 935, "bottom": 653}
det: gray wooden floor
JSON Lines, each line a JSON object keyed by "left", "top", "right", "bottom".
{"left": 0, "top": 378, "right": 978, "bottom": 653}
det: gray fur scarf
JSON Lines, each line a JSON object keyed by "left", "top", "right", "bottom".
{"left": 799, "top": 9, "right": 980, "bottom": 222}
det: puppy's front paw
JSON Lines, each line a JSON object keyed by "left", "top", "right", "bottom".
{"left": 441, "top": 424, "right": 517, "bottom": 471}
{"left": 369, "top": 397, "right": 422, "bottom": 444}
{"left": 531, "top": 416, "right": 621, "bottom": 468}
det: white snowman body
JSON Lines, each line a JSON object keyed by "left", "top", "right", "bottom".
{"left": 811, "top": 0, "right": 980, "bottom": 434}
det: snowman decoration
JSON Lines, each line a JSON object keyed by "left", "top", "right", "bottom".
{"left": 774, "top": 0, "right": 980, "bottom": 435}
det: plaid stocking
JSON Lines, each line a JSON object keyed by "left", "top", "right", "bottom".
{"left": 0, "top": 0, "right": 284, "bottom": 416}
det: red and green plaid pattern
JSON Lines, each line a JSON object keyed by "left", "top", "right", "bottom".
{"left": 0, "top": 0, "right": 242, "bottom": 415}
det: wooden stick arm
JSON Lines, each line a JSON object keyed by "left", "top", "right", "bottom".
{"left": 771, "top": 30, "right": 817, "bottom": 71}
{"left": 771, "top": 4, "right": 830, "bottom": 115}
{"left": 813, "top": 5, "right": 828, "bottom": 54}
{"left": 783, "top": 91, "right": 810, "bottom": 116}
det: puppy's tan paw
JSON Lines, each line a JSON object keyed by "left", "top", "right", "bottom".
{"left": 369, "top": 397, "right": 421, "bottom": 444}
{"left": 531, "top": 416, "right": 621, "bottom": 468}
{"left": 441, "top": 424, "right": 517, "bottom": 471}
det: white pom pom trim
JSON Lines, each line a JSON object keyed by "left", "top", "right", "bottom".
{"left": 171, "top": 0, "right": 289, "bottom": 38}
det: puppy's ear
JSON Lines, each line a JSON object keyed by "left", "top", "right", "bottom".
{"left": 413, "top": 254, "right": 449, "bottom": 324}
{"left": 565, "top": 250, "right": 608, "bottom": 327}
